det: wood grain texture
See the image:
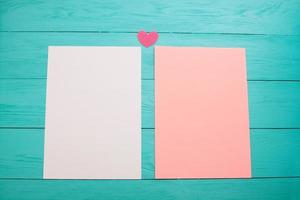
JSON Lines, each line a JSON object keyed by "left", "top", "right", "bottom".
{"left": 0, "top": 178, "right": 299, "bottom": 200}
{"left": 1, "top": 0, "right": 300, "bottom": 198}
{"left": 0, "top": 129, "right": 155, "bottom": 179}
{"left": 1, "top": 80, "right": 300, "bottom": 128}
{"left": 0, "top": 0, "right": 300, "bottom": 35}
{"left": 0, "top": 129, "right": 299, "bottom": 179}
{"left": 1, "top": 33, "right": 300, "bottom": 80}
{"left": 251, "top": 129, "right": 300, "bottom": 177}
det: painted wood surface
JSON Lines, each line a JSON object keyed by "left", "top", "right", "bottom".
{"left": 1, "top": 33, "right": 300, "bottom": 80}
{"left": 0, "top": 178, "right": 299, "bottom": 200}
{"left": 1, "top": 80, "right": 300, "bottom": 128}
{"left": 1, "top": 0, "right": 300, "bottom": 35}
{"left": 1, "top": 0, "right": 300, "bottom": 199}
{"left": 0, "top": 129, "right": 299, "bottom": 179}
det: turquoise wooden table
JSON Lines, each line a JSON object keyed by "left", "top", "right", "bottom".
{"left": 0, "top": 1, "right": 300, "bottom": 199}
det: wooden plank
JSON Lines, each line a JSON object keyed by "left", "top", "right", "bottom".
{"left": 0, "top": 178, "right": 299, "bottom": 200}
{"left": 251, "top": 129, "right": 300, "bottom": 177}
{"left": 0, "top": 129, "right": 44, "bottom": 179}
{"left": 1, "top": 80, "right": 300, "bottom": 128}
{"left": 0, "top": 79, "right": 46, "bottom": 128}
{"left": 0, "top": 129, "right": 154, "bottom": 179}
{"left": 1, "top": 33, "right": 300, "bottom": 80}
{"left": 0, "top": 0, "right": 300, "bottom": 35}
{"left": 248, "top": 81, "right": 300, "bottom": 128}
{"left": 0, "top": 128, "right": 299, "bottom": 179}
{"left": 142, "top": 129, "right": 154, "bottom": 179}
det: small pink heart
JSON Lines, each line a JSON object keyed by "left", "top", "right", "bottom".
{"left": 137, "top": 31, "right": 159, "bottom": 48}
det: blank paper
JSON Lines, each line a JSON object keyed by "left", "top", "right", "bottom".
{"left": 155, "top": 46, "right": 251, "bottom": 179}
{"left": 44, "top": 46, "right": 141, "bottom": 179}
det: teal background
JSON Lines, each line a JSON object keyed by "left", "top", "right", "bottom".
{"left": 0, "top": 0, "right": 300, "bottom": 199}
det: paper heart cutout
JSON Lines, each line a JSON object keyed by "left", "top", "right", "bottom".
{"left": 137, "top": 31, "right": 159, "bottom": 47}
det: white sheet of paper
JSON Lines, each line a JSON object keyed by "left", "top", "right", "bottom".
{"left": 43, "top": 46, "right": 141, "bottom": 179}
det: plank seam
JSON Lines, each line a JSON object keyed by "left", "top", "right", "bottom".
{"left": 1, "top": 78, "right": 300, "bottom": 82}
{"left": 0, "top": 127, "right": 299, "bottom": 130}
{"left": 0, "top": 177, "right": 300, "bottom": 181}
{"left": 0, "top": 30, "right": 299, "bottom": 37}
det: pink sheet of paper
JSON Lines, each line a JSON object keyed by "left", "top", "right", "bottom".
{"left": 155, "top": 46, "right": 251, "bottom": 179}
